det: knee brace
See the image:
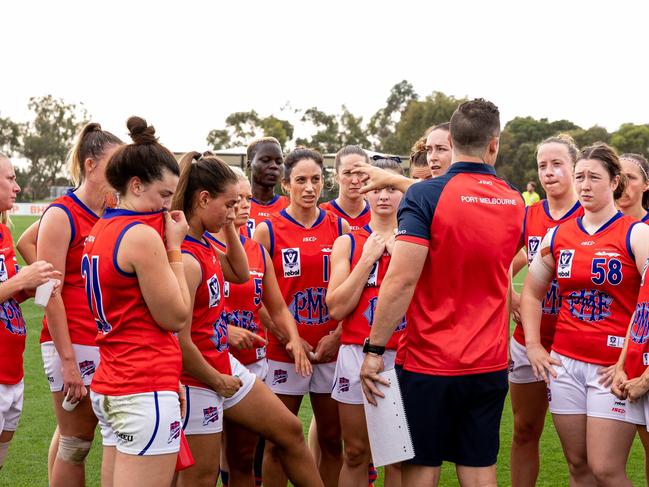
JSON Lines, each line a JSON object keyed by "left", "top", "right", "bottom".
{"left": 57, "top": 436, "right": 92, "bottom": 465}
{"left": 0, "top": 441, "right": 10, "bottom": 468}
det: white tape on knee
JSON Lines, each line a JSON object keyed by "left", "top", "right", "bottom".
{"left": 0, "top": 441, "right": 10, "bottom": 468}
{"left": 57, "top": 436, "right": 92, "bottom": 465}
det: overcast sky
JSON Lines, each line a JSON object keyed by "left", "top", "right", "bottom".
{"left": 2, "top": 0, "right": 647, "bottom": 152}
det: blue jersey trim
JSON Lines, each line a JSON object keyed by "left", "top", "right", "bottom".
{"left": 267, "top": 221, "right": 275, "bottom": 258}
{"left": 347, "top": 234, "right": 355, "bottom": 266}
{"left": 47, "top": 204, "right": 76, "bottom": 244}
{"left": 337, "top": 217, "right": 343, "bottom": 236}
{"left": 103, "top": 208, "right": 165, "bottom": 219}
{"left": 113, "top": 222, "right": 140, "bottom": 278}
{"left": 576, "top": 211, "right": 623, "bottom": 236}
{"left": 259, "top": 242, "right": 267, "bottom": 273}
{"left": 280, "top": 208, "right": 325, "bottom": 229}
{"left": 252, "top": 194, "right": 281, "bottom": 206}
{"left": 138, "top": 391, "right": 161, "bottom": 455}
{"left": 329, "top": 199, "right": 370, "bottom": 220}
{"left": 542, "top": 199, "right": 582, "bottom": 221}
{"left": 642, "top": 212, "right": 649, "bottom": 223}
{"left": 182, "top": 386, "right": 191, "bottom": 431}
{"left": 66, "top": 189, "right": 100, "bottom": 219}
{"left": 549, "top": 225, "right": 558, "bottom": 256}
{"left": 362, "top": 224, "right": 372, "bottom": 233}
{"left": 627, "top": 222, "right": 640, "bottom": 261}
{"left": 447, "top": 162, "right": 497, "bottom": 176}
{"left": 184, "top": 234, "right": 210, "bottom": 248}
{"left": 203, "top": 232, "right": 226, "bottom": 250}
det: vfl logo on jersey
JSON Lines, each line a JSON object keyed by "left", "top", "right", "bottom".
{"left": 642, "top": 258, "right": 649, "bottom": 286}
{"left": 0, "top": 255, "right": 7, "bottom": 282}
{"left": 228, "top": 309, "right": 257, "bottom": 332}
{"left": 527, "top": 236, "right": 542, "bottom": 264}
{"left": 289, "top": 287, "right": 329, "bottom": 325}
{"left": 167, "top": 421, "right": 181, "bottom": 444}
{"left": 607, "top": 335, "right": 625, "bottom": 348}
{"left": 542, "top": 279, "right": 562, "bottom": 315}
{"left": 224, "top": 281, "right": 230, "bottom": 298}
{"left": 282, "top": 248, "right": 301, "bottom": 278}
{"left": 207, "top": 274, "right": 221, "bottom": 308}
{"left": 643, "top": 353, "right": 649, "bottom": 366}
{"left": 0, "top": 298, "right": 26, "bottom": 336}
{"left": 210, "top": 312, "right": 229, "bottom": 352}
{"left": 78, "top": 360, "right": 96, "bottom": 378}
{"left": 631, "top": 302, "right": 649, "bottom": 344}
{"left": 246, "top": 219, "right": 256, "bottom": 236}
{"left": 202, "top": 406, "right": 219, "bottom": 426}
{"left": 272, "top": 369, "right": 288, "bottom": 385}
{"left": 366, "top": 261, "right": 379, "bottom": 287}
{"left": 566, "top": 289, "right": 613, "bottom": 321}
{"left": 363, "top": 297, "right": 406, "bottom": 332}
{"left": 557, "top": 250, "right": 575, "bottom": 279}
{"left": 338, "top": 377, "right": 350, "bottom": 393}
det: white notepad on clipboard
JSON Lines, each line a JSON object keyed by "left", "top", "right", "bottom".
{"left": 362, "top": 368, "right": 414, "bottom": 467}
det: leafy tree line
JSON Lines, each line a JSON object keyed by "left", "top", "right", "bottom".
{"left": 2, "top": 86, "right": 648, "bottom": 200}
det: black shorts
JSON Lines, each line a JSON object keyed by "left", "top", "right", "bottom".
{"left": 397, "top": 368, "right": 508, "bottom": 467}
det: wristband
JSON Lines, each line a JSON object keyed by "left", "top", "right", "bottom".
{"left": 363, "top": 337, "right": 385, "bottom": 356}
{"left": 167, "top": 249, "right": 182, "bottom": 263}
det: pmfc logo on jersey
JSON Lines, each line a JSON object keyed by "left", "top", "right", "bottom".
{"left": 210, "top": 313, "right": 229, "bottom": 352}
{"left": 202, "top": 406, "right": 219, "bottom": 426}
{"left": 272, "top": 369, "right": 288, "bottom": 385}
{"left": 289, "top": 287, "right": 329, "bottom": 325}
{"left": 78, "top": 360, "right": 96, "bottom": 379}
{"left": 566, "top": 289, "right": 613, "bottom": 321}
{"left": 557, "top": 249, "right": 575, "bottom": 279}
{"left": 363, "top": 297, "right": 406, "bottom": 332}
{"left": 228, "top": 309, "right": 257, "bottom": 332}
{"left": 631, "top": 302, "right": 649, "bottom": 344}
{"left": 527, "top": 236, "right": 542, "bottom": 264}
{"left": 207, "top": 274, "right": 221, "bottom": 308}
{"left": 167, "top": 421, "right": 181, "bottom": 444}
{"left": 542, "top": 279, "right": 562, "bottom": 315}
{"left": 0, "top": 299, "right": 26, "bottom": 336}
{"left": 282, "top": 248, "right": 301, "bottom": 278}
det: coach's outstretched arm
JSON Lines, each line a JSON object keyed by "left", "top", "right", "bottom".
{"left": 520, "top": 228, "right": 562, "bottom": 384}
{"left": 360, "top": 239, "right": 427, "bottom": 405}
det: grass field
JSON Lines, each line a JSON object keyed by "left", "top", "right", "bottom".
{"left": 2, "top": 215, "right": 648, "bottom": 486}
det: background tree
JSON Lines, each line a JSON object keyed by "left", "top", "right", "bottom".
{"left": 367, "top": 80, "right": 418, "bottom": 149}
{"left": 610, "top": 123, "right": 649, "bottom": 155}
{"left": 206, "top": 110, "right": 294, "bottom": 151}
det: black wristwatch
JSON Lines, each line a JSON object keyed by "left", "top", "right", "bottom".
{"left": 363, "top": 338, "right": 386, "bottom": 356}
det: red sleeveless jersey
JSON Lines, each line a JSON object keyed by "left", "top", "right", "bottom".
{"left": 552, "top": 212, "right": 641, "bottom": 366}
{"left": 513, "top": 200, "right": 583, "bottom": 350}
{"left": 340, "top": 225, "right": 406, "bottom": 349}
{"left": 180, "top": 235, "right": 231, "bottom": 387}
{"left": 207, "top": 233, "right": 267, "bottom": 365}
{"left": 265, "top": 208, "right": 344, "bottom": 362}
{"left": 625, "top": 259, "right": 649, "bottom": 379}
{"left": 0, "top": 224, "right": 27, "bottom": 384}
{"left": 241, "top": 195, "right": 290, "bottom": 238}
{"left": 40, "top": 190, "right": 100, "bottom": 346}
{"left": 320, "top": 199, "right": 370, "bottom": 232}
{"left": 83, "top": 208, "right": 181, "bottom": 395}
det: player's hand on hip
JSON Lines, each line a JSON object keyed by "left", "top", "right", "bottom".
{"left": 611, "top": 368, "right": 628, "bottom": 399}
{"left": 178, "top": 382, "right": 187, "bottom": 418}
{"left": 164, "top": 210, "right": 189, "bottom": 250}
{"left": 510, "top": 290, "right": 522, "bottom": 324}
{"left": 598, "top": 363, "right": 618, "bottom": 388}
{"left": 526, "top": 343, "right": 560, "bottom": 384}
{"left": 360, "top": 353, "right": 388, "bottom": 406}
{"left": 214, "top": 373, "right": 243, "bottom": 398}
{"left": 313, "top": 332, "right": 340, "bottom": 363}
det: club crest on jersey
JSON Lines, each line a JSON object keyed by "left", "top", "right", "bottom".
{"left": 223, "top": 281, "right": 230, "bottom": 298}
{"left": 527, "top": 236, "right": 542, "bottom": 264}
{"left": 202, "top": 406, "right": 219, "bottom": 426}
{"left": 566, "top": 289, "right": 613, "bottom": 321}
{"left": 207, "top": 274, "right": 221, "bottom": 308}
{"left": 272, "top": 369, "right": 288, "bottom": 385}
{"left": 338, "top": 377, "right": 350, "bottom": 393}
{"left": 363, "top": 297, "right": 406, "bottom": 331}
{"left": 0, "top": 299, "right": 26, "bottom": 336}
{"left": 282, "top": 248, "right": 301, "bottom": 278}
{"left": 631, "top": 302, "right": 649, "bottom": 344}
{"left": 366, "top": 261, "right": 379, "bottom": 287}
{"left": 557, "top": 249, "right": 575, "bottom": 279}
{"left": 167, "top": 421, "right": 181, "bottom": 444}
{"left": 289, "top": 287, "right": 329, "bottom": 324}
{"left": 210, "top": 312, "right": 229, "bottom": 352}
{"left": 542, "top": 279, "right": 562, "bottom": 315}
{"left": 78, "top": 360, "right": 96, "bottom": 378}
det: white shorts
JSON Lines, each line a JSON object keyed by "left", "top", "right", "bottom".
{"left": 548, "top": 351, "right": 628, "bottom": 421}
{"left": 265, "top": 359, "right": 336, "bottom": 396}
{"left": 332, "top": 345, "right": 397, "bottom": 405}
{"left": 223, "top": 355, "right": 257, "bottom": 410}
{"left": 509, "top": 339, "right": 543, "bottom": 384}
{"left": 182, "top": 386, "right": 224, "bottom": 435}
{"left": 41, "top": 341, "right": 99, "bottom": 392}
{"left": 91, "top": 390, "right": 181, "bottom": 455}
{"left": 0, "top": 381, "right": 24, "bottom": 432}
{"left": 245, "top": 358, "right": 269, "bottom": 381}
{"left": 626, "top": 395, "right": 649, "bottom": 426}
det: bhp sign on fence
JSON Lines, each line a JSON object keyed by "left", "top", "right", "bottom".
{"left": 9, "top": 203, "right": 49, "bottom": 216}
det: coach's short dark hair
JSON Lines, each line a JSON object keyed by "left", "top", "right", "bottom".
{"left": 450, "top": 99, "right": 500, "bottom": 156}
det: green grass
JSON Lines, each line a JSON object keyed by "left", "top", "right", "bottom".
{"left": 2, "top": 215, "right": 647, "bottom": 485}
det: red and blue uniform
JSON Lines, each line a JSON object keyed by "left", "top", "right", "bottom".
{"left": 0, "top": 224, "right": 27, "bottom": 384}
{"left": 341, "top": 225, "right": 405, "bottom": 349}
{"left": 181, "top": 235, "right": 232, "bottom": 387}
{"left": 551, "top": 212, "right": 641, "bottom": 366}
{"left": 83, "top": 208, "right": 181, "bottom": 395}
{"left": 206, "top": 234, "right": 267, "bottom": 366}
{"left": 513, "top": 199, "right": 583, "bottom": 350}
{"left": 264, "top": 208, "right": 344, "bottom": 363}
{"left": 320, "top": 199, "right": 370, "bottom": 232}
{"left": 242, "top": 195, "right": 290, "bottom": 238}
{"left": 396, "top": 163, "right": 525, "bottom": 375}
{"left": 41, "top": 190, "right": 99, "bottom": 346}
{"left": 625, "top": 260, "right": 649, "bottom": 380}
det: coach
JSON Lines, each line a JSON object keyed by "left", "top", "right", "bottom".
{"left": 361, "top": 99, "right": 524, "bottom": 486}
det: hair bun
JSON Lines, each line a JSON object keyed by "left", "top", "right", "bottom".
{"left": 85, "top": 122, "right": 102, "bottom": 133}
{"left": 127, "top": 116, "right": 157, "bottom": 145}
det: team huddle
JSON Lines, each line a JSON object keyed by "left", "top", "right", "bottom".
{"left": 0, "top": 98, "right": 649, "bottom": 487}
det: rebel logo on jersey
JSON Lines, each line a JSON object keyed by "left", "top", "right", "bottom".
{"left": 282, "top": 248, "right": 301, "bottom": 278}
{"left": 558, "top": 250, "right": 576, "bottom": 278}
